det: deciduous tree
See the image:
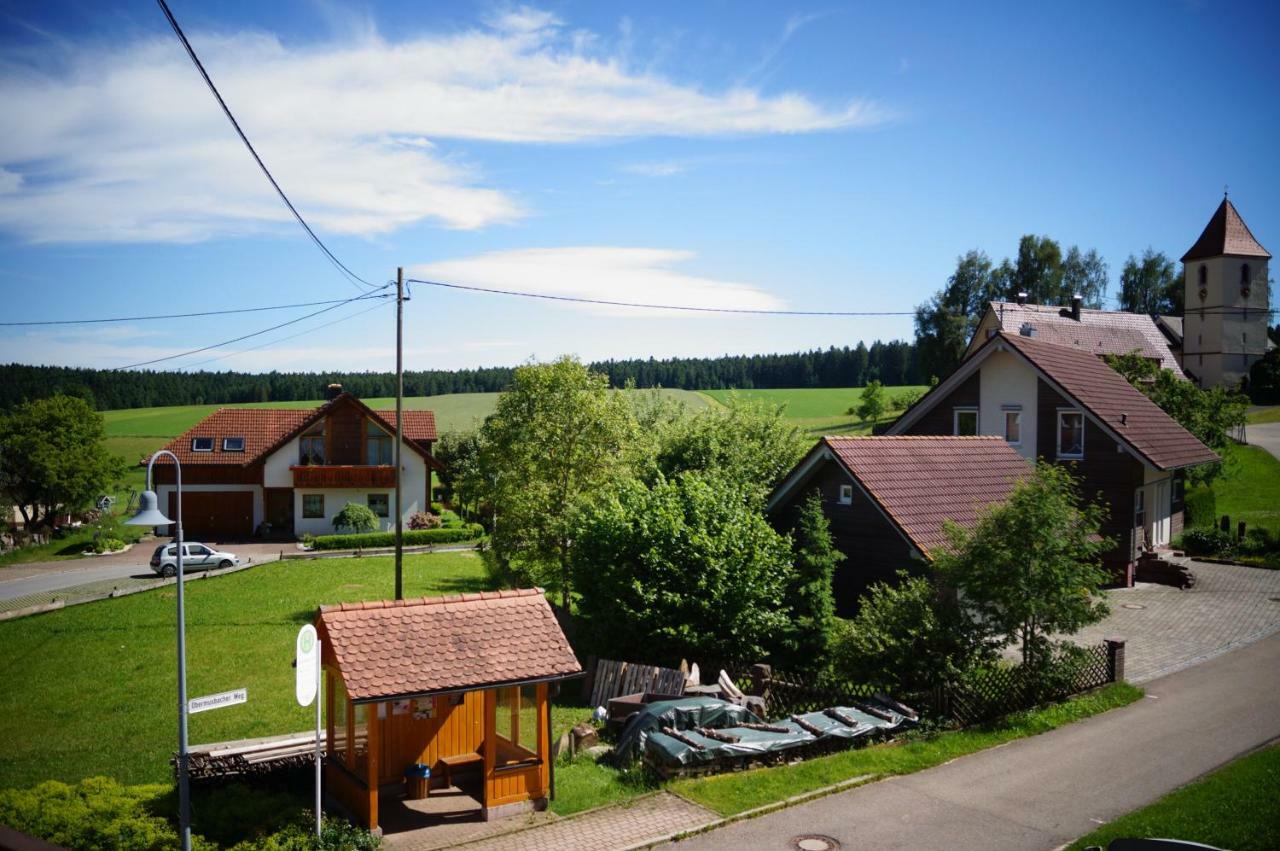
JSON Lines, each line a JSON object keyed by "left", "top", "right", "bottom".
{"left": 855, "top": 380, "right": 886, "bottom": 425}
{"left": 1118, "top": 249, "right": 1180, "bottom": 314}
{"left": 0, "top": 395, "right": 124, "bottom": 529}
{"left": 934, "top": 463, "right": 1112, "bottom": 669}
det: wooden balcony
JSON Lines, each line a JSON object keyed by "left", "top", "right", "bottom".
{"left": 291, "top": 465, "right": 395, "bottom": 488}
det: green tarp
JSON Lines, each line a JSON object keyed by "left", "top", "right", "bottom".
{"left": 615, "top": 696, "right": 915, "bottom": 769}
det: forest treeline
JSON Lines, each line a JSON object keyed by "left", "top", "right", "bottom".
{"left": 0, "top": 339, "right": 919, "bottom": 411}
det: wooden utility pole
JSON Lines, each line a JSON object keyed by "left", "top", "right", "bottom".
{"left": 394, "top": 266, "right": 404, "bottom": 600}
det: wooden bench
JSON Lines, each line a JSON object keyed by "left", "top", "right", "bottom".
{"left": 437, "top": 751, "right": 483, "bottom": 788}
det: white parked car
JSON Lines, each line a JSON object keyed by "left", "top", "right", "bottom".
{"left": 150, "top": 542, "right": 239, "bottom": 577}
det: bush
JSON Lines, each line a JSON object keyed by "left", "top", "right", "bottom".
{"left": 309, "top": 525, "right": 485, "bottom": 550}
{"left": 0, "top": 777, "right": 198, "bottom": 851}
{"left": 331, "top": 503, "right": 379, "bottom": 534}
{"left": 1238, "top": 528, "right": 1278, "bottom": 557}
{"left": 1183, "top": 486, "right": 1216, "bottom": 529}
{"left": 406, "top": 511, "right": 442, "bottom": 530}
{"left": 1179, "top": 527, "right": 1234, "bottom": 557}
{"left": 93, "top": 537, "right": 126, "bottom": 554}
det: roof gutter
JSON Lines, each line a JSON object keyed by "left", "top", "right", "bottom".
{"left": 347, "top": 670, "right": 585, "bottom": 706}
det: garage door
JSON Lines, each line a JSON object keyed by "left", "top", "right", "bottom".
{"left": 168, "top": 491, "right": 253, "bottom": 540}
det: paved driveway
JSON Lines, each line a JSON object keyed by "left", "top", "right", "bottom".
{"left": 1246, "top": 420, "right": 1280, "bottom": 461}
{"left": 1066, "top": 559, "right": 1280, "bottom": 682}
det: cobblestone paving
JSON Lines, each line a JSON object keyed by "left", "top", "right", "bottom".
{"left": 385, "top": 793, "right": 717, "bottom": 851}
{"left": 1069, "top": 560, "right": 1280, "bottom": 682}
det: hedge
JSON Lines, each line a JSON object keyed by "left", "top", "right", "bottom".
{"left": 1184, "top": 486, "right": 1216, "bottom": 529}
{"left": 310, "top": 525, "right": 485, "bottom": 550}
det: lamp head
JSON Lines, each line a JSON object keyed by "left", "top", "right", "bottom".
{"left": 126, "top": 490, "right": 173, "bottom": 526}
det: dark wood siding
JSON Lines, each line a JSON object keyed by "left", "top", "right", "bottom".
{"left": 327, "top": 400, "right": 364, "bottom": 465}
{"left": 1036, "top": 379, "right": 1142, "bottom": 583}
{"left": 898, "top": 373, "right": 980, "bottom": 436}
{"left": 774, "top": 459, "right": 922, "bottom": 617}
{"left": 153, "top": 464, "right": 262, "bottom": 485}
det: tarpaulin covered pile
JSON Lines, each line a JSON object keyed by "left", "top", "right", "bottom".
{"left": 615, "top": 696, "right": 916, "bottom": 771}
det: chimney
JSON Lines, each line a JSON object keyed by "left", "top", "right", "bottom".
{"left": 1019, "top": 322, "right": 1037, "bottom": 338}
{"left": 1016, "top": 291, "right": 1028, "bottom": 306}
{"left": 325, "top": 383, "right": 343, "bottom": 401}
{"left": 1071, "top": 293, "right": 1083, "bottom": 322}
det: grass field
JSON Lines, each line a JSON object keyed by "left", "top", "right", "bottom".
{"left": 1213, "top": 443, "right": 1280, "bottom": 533}
{"left": 0, "top": 551, "right": 494, "bottom": 788}
{"left": 700, "top": 386, "right": 927, "bottom": 436}
{"left": 1247, "top": 405, "right": 1280, "bottom": 424}
{"left": 1067, "top": 743, "right": 1280, "bottom": 851}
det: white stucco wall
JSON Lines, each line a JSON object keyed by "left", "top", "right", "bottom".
{"left": 293, "top": 452, "right": 429, "bottom": 536}
{"left": 978, "top": 348, "right": 1038, "bottom": 460}
{"left": 263, "top": 436, "right": 299, "bottom": 488}
{"left": 1183, "top": 256, "right": 1270, "bottom": 387}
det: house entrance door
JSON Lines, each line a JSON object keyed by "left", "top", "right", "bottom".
{"left": 1152, "top": 480, "right": 1171, "bottom": 548}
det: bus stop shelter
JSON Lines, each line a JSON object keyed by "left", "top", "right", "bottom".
{"left": 316, "top": 589, "right": 582, "bottom": 833}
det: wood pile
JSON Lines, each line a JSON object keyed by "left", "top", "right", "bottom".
{"left": 588, "top": 658, "right": 686, "bottom": 707}
{"left": 180, "top": 731, "right": 325, "bottom": 781}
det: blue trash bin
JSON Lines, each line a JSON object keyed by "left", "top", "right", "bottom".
{"left": 405, "top": 763, "right": 431, "bottom": 800}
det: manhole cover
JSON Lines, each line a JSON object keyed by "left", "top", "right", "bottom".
{"left": 1122, "top": 603, "right": 1147, "bottom": 609}
{"left": 791, "top": 836, "right": 841, "bottom": 851}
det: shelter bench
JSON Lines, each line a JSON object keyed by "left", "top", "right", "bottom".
{"left": 437, "top": 751, "right": 484, "bottom": 788}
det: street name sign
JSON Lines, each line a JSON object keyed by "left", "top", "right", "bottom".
{"left": 188, "top": 688, "right": 247, "bottom": 714}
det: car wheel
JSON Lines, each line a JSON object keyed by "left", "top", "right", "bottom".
{"left": 219, "top": 560, "right": 233, "bottom": 569}
{"left": 161, "top": 564, "right": 177, "bottom": 578}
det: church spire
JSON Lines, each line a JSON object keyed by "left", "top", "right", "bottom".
{"left": 1181, "top": 197, "right": 1271, "bottom": 262}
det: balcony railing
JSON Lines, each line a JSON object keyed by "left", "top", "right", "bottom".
{"left": 291, "top": 465, "right": 395, "bottom": 488}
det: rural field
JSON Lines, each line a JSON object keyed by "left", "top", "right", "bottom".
{"left": 699, "top": 385, "right": 927, "bottom": 436}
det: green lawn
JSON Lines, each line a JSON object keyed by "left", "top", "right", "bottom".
{"left": 1067, "top": 744, "right": 1280, "bottom": 851}
{"left": 671, "top": 683, "right": 1143, "bottom": 817}
{"left": 0, "top": 551, "right": 493, "bottom": 788}
{"left": 1247, "top": 405, "right": 1280, "bottom": 424}
{"left": 1212, "top": 443, "right": 1280, "bottom": 532}
{"left": 700, "top": 386, "right": 927, "bottom": 437}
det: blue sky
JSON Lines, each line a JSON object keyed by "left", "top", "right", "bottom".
{"left": 1, "top": 0, "right": 1277, "bottom": 374}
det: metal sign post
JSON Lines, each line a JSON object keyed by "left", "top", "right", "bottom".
{"left": 296, "top": 625, "right": 321, "bottom": 838}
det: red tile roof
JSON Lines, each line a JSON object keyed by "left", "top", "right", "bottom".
{"left": 977, "top": 302, "right": 1186, "bottom": 378}
{"left": 151, "top": 397, "right": 437, "bottom": 466}
{"left": 823, "top": 435, "right": 1030, "bottom": 557}
{"left": 317, "top": 589, "right": 582, "bottom": 701}
{"left": 155, "top": 408, "right": 312, "bottom": 465}
{"left": 1181, "top": 198, "right": 1271, "bottom": 262}
{"left": 998, "top": 331, "right": 1218, "bottom": 470}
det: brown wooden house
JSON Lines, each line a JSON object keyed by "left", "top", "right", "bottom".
{"left": 316, "top": 589, "right": 582, "bottom": 833}
{"left": 767, "top": 435, "right": 1030, "bottom": 615}
{"left": 888, "top": 330, "right": 1218, "bottom": 584}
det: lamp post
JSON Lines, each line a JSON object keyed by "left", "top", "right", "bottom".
{"left": 126, "top": 450, "right": 190, "bottom": 851}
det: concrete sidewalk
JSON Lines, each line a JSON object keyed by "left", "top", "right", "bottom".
{"left": 668, "top": 630, "right": 1280, "bottom": 851}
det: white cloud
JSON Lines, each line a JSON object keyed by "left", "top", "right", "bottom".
{"left": 411, "top": 246, "right": 786, "bottom": 316}
{"left": 0, "top": 9, "right": 886, "bottom": 243}
{"left": 624, "top": 161, "right": 687, "bottom": 177}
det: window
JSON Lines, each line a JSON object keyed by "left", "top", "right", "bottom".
{"left": 186, "top": 544, "right": 210, "bottom": 556}
{"left": 953, "top": 408, "right": 978, "bottom": 436}
{"left": 1241, "top": 263, "right": 1251, "bottom": 286}
{"left": 838, "top": 484, "right": 853, "bottom": 505}
{"left": 222, "top": 437, "right": 245, "bottom": 452}
{"left": 1134, "top": 489, "right": 1146, "bottom": 553}
{"left": 494, "top": 684, "right": 540, "bottom": 766}
{"left": 367, "top": 493, "right": 389, "bottom": 517}
{"left": 191, "top": 437, "right": 214, "bottom": 452}
{"left": 1198, "top": 265, "right": 1207, "bottom": 286}
{"left": 1003, "top": 409, "right": 1022, "bottom": 445}
{"left": 299, "top": 423, "right": 325, "bottom": 465}
{"left": 1057, "top": 411, "right": 1084, "bottom": 458}
{"left": 365, "top": 420, "right": 392, "bottom": 465}
{"left": 302, "top": 494, "right": 324, "bottom": 519}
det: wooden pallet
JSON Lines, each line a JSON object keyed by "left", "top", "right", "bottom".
{"left": 588, "top": 658, "right": 686, "bottom": 708}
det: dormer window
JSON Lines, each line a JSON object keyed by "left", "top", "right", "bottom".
{"left": 191, "top": 437, "right": 214, "bottom": 452}
{"left": 222, "top": 437, "right": 245, "bottom": 452}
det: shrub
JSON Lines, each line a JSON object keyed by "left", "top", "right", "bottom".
{"left": 1179, "top": 527, "right": 1234, "bottom": 557}
{"left": 1238, "top": 528, "right": 1278, "bottom": 557}
{"left": 331, "top": 502, "right": 379, "bottom": 534}
{"left": 1183, "top": 486, "right": 1216, "bottom": 529}
{"left": 309, "top": 525, "right": 485, "bottom": 550}
{"left": 93, "top": 537, "right": 126, "bottom": 554}
{"left": 407, "top": 511, "right": 442, "bottom": 530}
{"left": 0, "top": 777, "right": 196, "bottom": 851}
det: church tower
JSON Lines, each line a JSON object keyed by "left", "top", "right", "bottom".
{"left": 1181, "top": 196, "right": 1271, "bottom": 388}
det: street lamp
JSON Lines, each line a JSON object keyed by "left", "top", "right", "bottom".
{"left": 126, "top": 450, "right": 191, "bottom": 851}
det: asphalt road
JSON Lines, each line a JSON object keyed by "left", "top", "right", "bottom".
{"left": 0, "top": 540, "right": 285, "bottom": 603}
{"left": 1246, "top": 420, "right": 1280, "bottom": 461}
{"left": 669, "top": 630, "right": 1280, "bottom": 851}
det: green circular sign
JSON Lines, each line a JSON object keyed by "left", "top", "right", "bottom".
{"left": 300, "top": 632, "right": 314, "bottom": 653}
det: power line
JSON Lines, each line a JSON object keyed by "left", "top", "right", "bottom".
{"left": 176, "top": 297, "right": 394, "bottom": 371}
{"left": 112, "top": 289, "right": 392, "bottom": 371}
{"left": 155, "top": 0, "right": 378, "bottom": 292}
{"left": 1, "top": 296, "right": 392, "bottom": 327}
{"left": 405, "top": 278, "right": 919, "bottom": 316}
